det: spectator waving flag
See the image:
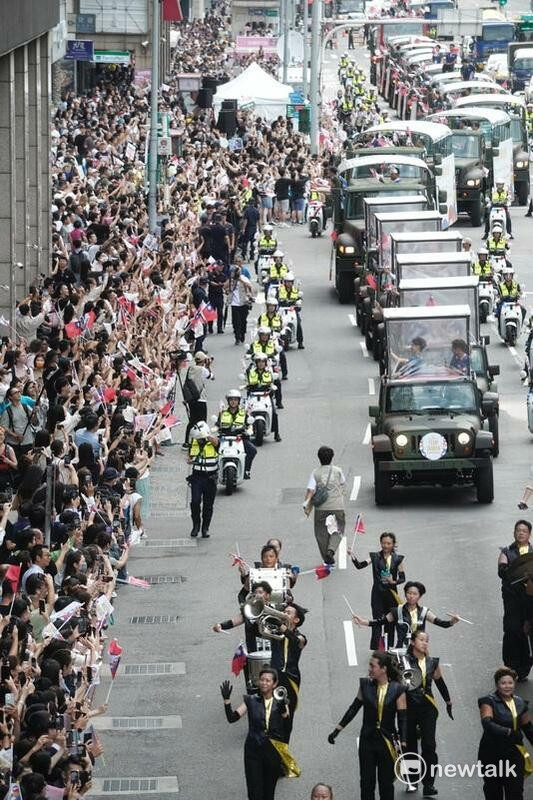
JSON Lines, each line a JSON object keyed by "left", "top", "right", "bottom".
{"left": 198, "top": 300, "right": 218, "bottom": 324}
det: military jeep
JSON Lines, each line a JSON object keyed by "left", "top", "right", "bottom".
{"left": 370, "top": 305, "right": 496, "bottom": 505}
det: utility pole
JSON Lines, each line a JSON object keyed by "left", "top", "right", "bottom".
{"left": 310, "top": 0, "right": 321, "bottom": 155}
{"left": 282, "top": 0, "right": 290, "bottom": 84}
{"left": 148, "top": 0, "right": 160, "bottom": 233}
{"left": 303, "top": 0, "right": 308, "bottom": 98}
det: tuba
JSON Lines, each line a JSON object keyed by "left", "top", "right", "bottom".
{"left": 273, "top": 685, "right": 288, "bottom": 703}
{"left": 243, "top": 596, "right": 288, "bottom": 640}
{"left": 243, "top": 595, "right": 265, "bottom": 622}
{"left": 388, "top": 647, "right": 422, "bottom": 691}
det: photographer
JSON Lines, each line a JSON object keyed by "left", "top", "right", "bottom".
{"left": 182, "top": 351, "right": 214, "bottom": 449}
{"left": 229, "top": 262, "right": 254, "bottom": 345}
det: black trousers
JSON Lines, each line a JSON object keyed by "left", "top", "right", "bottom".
{"left": 274, "top": 379, "right": 283, "bottom": 407}
{"left": 185, "top": 401, "right": 207, "bottom": 445}
{"left": 296, "top": 311, "right": 304, "bottom": 345}
{"left": 406, "top": 702, "right": 438, "bottom": 789}
{"left": 370, "top": 587, "right": 398, "bottom": 650}
{"left": 279, "top": 349, "right": 288, "bottom": 378}
{"left": 244, "top": 739, "right": 283, "bottom": 800}
{"left": 208, "top": 295, "right": 224, "bottom": 333}
{"left": 241, "top": 231, "right": 257, "bottom": 259}
{"left": 502, "top": 589, "right": 531, "bottom": 678}
{"left": 359, "top": 732, "right": 395, "bottom": 800}
{"left": 479, "top": 741, "right": 524, "bottom": 800}
{"left": 243, "top": 439, "right": 257, "bottom": 472}
{"left": 232, "top": 305, "right": 249, "bottom": 343}
{"left": 190, "top": 472, "right": 217, "bottom": 531}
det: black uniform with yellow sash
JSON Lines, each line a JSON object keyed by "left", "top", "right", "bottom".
{"left": 405, "top": 654, "right": 441, "bottom": 791}
{"left": 499, "top": 541, "right": 533, "bottom": 680}
{"left": 271, "top": 628, "right": 307, "bottom": 724}
{"left": 385, "top": 603, "right": 454, "bottom": 648}
{"left": 243, "top": 693, "right": 300, "bottom": 800}
{"left": 337, "top": 678, "right": 406, "bottom": 800}
{"left": 352, "top": 550, "right": 405, "bottom": 649}
{"left": 478, "top": 691, "right": 533, "bottom": 797}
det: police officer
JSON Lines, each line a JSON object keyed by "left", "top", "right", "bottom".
{"left": 483, "top": 181, "right": 512, "bottom": 238}
{"left": 247, "top": 327, "right": 284, "bottom": 408}
{"left": 258, "top": 297, "right": 288, "bottom": 380}
{"left": 267, "top": 250, "right": 289, "bottom": 288}
{"left": 278, "top": 273, "right": 304, "bottom": 350}
{"left": 472, "top": 247, "right": 492, "bottom": 278}
{"left": 257, "top": 224, "right": 278, "bottom": 255}
{"left": 188, "top": 420, "right": 219, "bottom": 538}
{"left": 216, "top": 389, "right": 257, "bottom": 480}
{"left": 497, "top": 266, "right": 524, "bottom": 322}
{"left": 487, "top": 224, "right": 510, "bottom": 256}
{"left": 246, "top": 352, "right": 282, "bottom": 442}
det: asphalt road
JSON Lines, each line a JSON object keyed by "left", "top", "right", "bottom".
{"left": 91, "top": 18, "right": 533, "bottom": 800}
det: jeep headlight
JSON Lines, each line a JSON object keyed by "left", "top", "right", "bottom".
{"left": 457, "top": 432, "right": 471, "bottom": 446}
{"left": 395, "top": 434, "right": 409, "bottom": 448}
{"left": 466, "top": 178, "right": 480, "bottom": 187}
{"left": 517, "top": 160, "right": 529, "bottom": 169}
{"left": 338, "top": 245, "right": 355, "bottom": 254}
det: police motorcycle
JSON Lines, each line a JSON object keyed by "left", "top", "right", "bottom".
{"left": 240, "top": 350, "right": 278, "bottom": 446}
{"left": 261, "top": 250, "right": 288, "bottom": 293}
{"left": 497, "top": 267, "right": 524, "bottom": 346}
{"left": 308, "top": 198, "right": 325, "bottom": 237}
{"left": 255, "top": 223, "right": 278, "bottom": 278}
{"left": 277, "top": 271, "right": 301, "bottom": 350}
{"left": 474, "top": 249, "right": 496, "bottom": 324}
{"left": 212, "top": 390, "right": 248, "bottom": 496}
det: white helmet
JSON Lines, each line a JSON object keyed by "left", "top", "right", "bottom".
{"left": 266, "top": 296, "right": 278, "bottom": 307}
{"left": 226, "top": 389, "right": 241, "bottom": 400}
{"left": 273, "top": 250, "right": 284, "bottom": 258}
{"left": 263, "top": 224, "right": 273, "bottom": 232}
{"left": 191, "top": 421, "right": 211, "bottom": 439}
{"left": 503, "top": 266, "right": 514, "bottom": 276}
{"left": 284, "top": 272, "right": 295, "bottom": 281}
{"left": 254, "top": 352, "right": 268, "bottom": 362}
{"left": 257, "top": 325, "right": 271, "bottom": 336}
{"left": 478, "top": 248, "right": 488, "bottom": 256}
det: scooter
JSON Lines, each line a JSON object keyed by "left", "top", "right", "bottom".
{"left": 217, "top": 434, "right": 246, "bottom": 495}
{"left": 498, "top": 299, "right": 523, "bottom": 346}
{"left": 478, "top": 279, "right": 495, "bottom": 323}
{"left": 246, "top": 391, "right": 274, "bottom": 446}
{"left": 487, "top": 202, "right": 507, "bottom": 236}
{"left": 280, "top": 305, "right": 298, "bottom": 349}
{"left": 308, "top": 199, "right": 325, "bottom": 237}
{"left": 257, "top": 254, "right": 274, "bottom": 282}
{"left": 489, "top": 254, "right": 507, "bottom": 282}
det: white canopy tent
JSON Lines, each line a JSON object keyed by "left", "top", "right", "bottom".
{"left": 213, "top": 62, "right": 292, "bottom": 122}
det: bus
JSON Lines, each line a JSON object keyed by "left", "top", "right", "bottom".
{"left": 352, "top": 121, "right": 457, "bottom": 227}
{"left": 475, "top": 9, "right": 515, "bottom": 65}
{"left": 336, "top": 0, "right": 365, "bottom": 18}
{"left": 455, "top": 94, "right": 530, "bottom": 204}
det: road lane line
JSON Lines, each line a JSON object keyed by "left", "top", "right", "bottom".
{"left": 362, "top": 423, "right": 371, "bottom": 445}
{"left": 348, "top": 313, "right": 357, "bottom": 327}
{"left": 350, "top": 476, "right": 361, "bottom": 501}
{"left": 359, "top": 341, "right": 369, "bottom": 358}
{"left": 368, "top": 378, "right": 375, "bottom": 395}
{"left": 343, "top": 620, "right": 358, "bottom": 666}
{"left": 338, "top": 536, "right": 347, "bottom": 570}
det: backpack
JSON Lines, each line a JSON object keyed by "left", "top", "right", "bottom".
{"left": 181, "top": 368, "right": 201, "bottom": 404}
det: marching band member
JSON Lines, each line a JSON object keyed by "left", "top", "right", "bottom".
{"left": 405, "top": 631, "right": 454, "bottom": 798}
{"left": 498, "top": 520, "right": 533, "bottom": 681}
{"left": 328, "top": 652, "right": 407, "bottom": 800}
{"left": 220, "top": 667, "right": 300, "bottom": 800}
{"left": 478, "top": 667, "right": 533, "bottom": 800}
{"left": 237, "top": 543, "right": 297, "bottom": 605}
{"left": 214, "top": 580, "right": 272, "bottom": 650}
{"left": 352, "top": 582, "right": 461, "bottom": 648}
{"left": 270, "top": 603, "right": 307, "bottom": 729}
{"left": 349, "top": 532, "right": 406, "bottom": 649}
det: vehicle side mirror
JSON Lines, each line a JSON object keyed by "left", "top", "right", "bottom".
{"left": 480, "top": 335, "right": 490, "bottom": 346}
{"left": 434, "top": 165, "right": 443, "bottom": 176}
{"left": 482, "top": 396, "right": 496, "bottom": 416}
{"left": 438, "top": 189, "right": 447, "bottom": 203}
{"left": 492, "top": 147, "right": 499, "bottom": 157}
{"left": 434, "top": 153, "right": 442, "bottom": 165}
{"left": 488, "top": 365, "right": 500, "bottom": 377}
{"left": 369, "top": 404, "right": 379, "bottom": 418}
{"left": 439, "top": 203, "right": 447, "bottom": 215}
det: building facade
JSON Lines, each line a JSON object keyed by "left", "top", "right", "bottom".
{"left": 0, "top": 0, "right": 59, "bottom": 325}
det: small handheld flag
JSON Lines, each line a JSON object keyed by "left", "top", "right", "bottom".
{"left": 231, "top": 643, "right": 247, "bottom": 676}
{"left": 315, "top": 564, "right": 332, "bottom": 580}
{"left": 105, "top": 638, "right": 123, "bottom": 705}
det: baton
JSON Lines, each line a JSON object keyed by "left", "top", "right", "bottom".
{"left": 342, "top": 595, "right": 355, "bottom": 617}
{"left": 444, "top": 611, "right": 474, "bottom": 625}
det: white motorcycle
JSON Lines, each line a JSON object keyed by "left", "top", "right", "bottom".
{"left": 489, "top": 254, "right": 507, "bottom": 282}
{"left": 257, "top": 254, "right": 274, "bottom": 282}
{"left": 499, "top": 299, "right": 523, "bottom": 346}
{"left": 246, "top": 391, "right": 274, "bottom": 446}
{"left": 217, "top": 434, "right": 246, "bottom": 495}
{"left": 280, "top": 305, "right": 298, "bottom": 349}
{"left": 308, "top": 199, "right": 325, "bottom": 237}
{"left": 487, "top": 203, "right": 507, "bottom": 235}
{"left": 478, "top": 279, "right": 495, "bottom": 324}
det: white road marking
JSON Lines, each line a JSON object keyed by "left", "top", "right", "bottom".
{"left": 350, "top": 476, "right": 361, "bottom": 501}
{"left": 338, "top": 536, "right": 347, "bottom": 570}
{"left": 360, "top": 341, "right": 369, "bottom": 358}
{"left": 343, "top": 620, "right": 358, "bottom": 666}
{"left": 368, "top": 378, "right": 375, "bottom": 395}
{"left": 348, "top": 313, "right": 357, "bottom": 327}
{"left": 362, "top": 423, "right": 371, "bottom": 445}
{"left": 490, "top": 322, "right": 524, "bottom": 369}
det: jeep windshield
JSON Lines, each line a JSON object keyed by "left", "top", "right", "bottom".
{"left": 349, "top": 163, "right": 426, "bottom": 180}
{"left": 451, "top": 134, "right": 481, "bottom": 159}
{"left": 385, "top": 380, "right": 478, "bottom": 414}
{"left": 345, "top": 188, "right": 424, "bottom": 218}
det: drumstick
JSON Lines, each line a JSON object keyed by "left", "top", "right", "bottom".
{"left": 444, "top": 611, "right": 474, "bottom": 625}
{"left": 343, "top": 595, "right": 355, "bottom": 616}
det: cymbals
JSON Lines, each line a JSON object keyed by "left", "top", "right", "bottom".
{"left": 506, "top": 554, "right": 533, "bottom": 584}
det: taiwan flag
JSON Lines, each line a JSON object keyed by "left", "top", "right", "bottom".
{"left": 231, "top": 644, "right": 247, "bottom": 676}
{"left": 163, "top": 0, "right": 183, "bottom": 21}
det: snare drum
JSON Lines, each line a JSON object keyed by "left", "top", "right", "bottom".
{"left": 247, "top": 651, "right": 272, "bottom": 690}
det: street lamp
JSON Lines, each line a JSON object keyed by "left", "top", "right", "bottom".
{"left": 148, "top": 0, "right": 160, "bottom": 233}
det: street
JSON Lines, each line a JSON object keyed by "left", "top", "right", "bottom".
{"left": 91, "top": 22, "right": 533, "bottom": 800}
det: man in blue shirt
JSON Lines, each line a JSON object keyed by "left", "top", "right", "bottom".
{"left": 240, "top": 198, "right": 260, "bottom": 260}
{"left": 74, "top": 414, "right": 101, "bottom": 457}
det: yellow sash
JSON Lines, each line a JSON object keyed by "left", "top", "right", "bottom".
{"left": 269, "top": 739, "right": 301, "bottom": 778}
{"left": 506, "top": 697, "right": 533, "bottom": 778}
